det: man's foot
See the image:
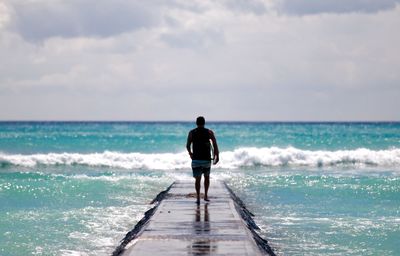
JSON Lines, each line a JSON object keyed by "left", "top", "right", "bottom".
{"left": 204, "top": 196, "right": 210, "bottom": 202}
{"left": 196, "top": 198, "right": 200, "bottom": 204}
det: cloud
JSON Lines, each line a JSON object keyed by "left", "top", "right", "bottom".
{"left": 276, "top": 0, "right": 400, "bottom": 15}
{"left": 223, "top": 0, "right": 268, "bottom": 15}
{"left": 0, "top": 2, "right": 11, "bottom": 29}
{"left": 160, "top": 28, "right": 225, "bottom": 49}
{"left": 0, "top": 0, "right": 399, "bottom": 121}
{"left": 6, "top": 0, "right": 163, "bottom": 41}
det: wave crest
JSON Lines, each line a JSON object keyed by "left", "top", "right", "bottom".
{"left": 1, "top": 147, "right": 400, "bottom": 169}
{"left": 221, "top": 147, "right": 400, "bottom": 168}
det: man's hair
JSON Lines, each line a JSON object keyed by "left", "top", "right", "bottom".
{"left": 196, "top": 116, "right": 205, "bottom": 126}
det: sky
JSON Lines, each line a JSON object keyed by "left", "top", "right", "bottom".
{"left": 0, "top": 0, "right": 399, "bottom": 121}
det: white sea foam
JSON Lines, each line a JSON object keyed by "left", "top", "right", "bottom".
{"left": 0, "top": 151, "right": 189, "bottom": 169}
{"left": 1, "top": 147, "right": 400, "bottom": 169}
{"left": 219, "top": 147, "right": 400, "bottom": 169}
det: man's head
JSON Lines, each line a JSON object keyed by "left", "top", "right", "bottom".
{"left": 196, "top": 116, "right": 205, "bottom": 127}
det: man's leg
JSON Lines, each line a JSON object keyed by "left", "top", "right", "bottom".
{"left": 204, "top": 174, "right": 210, "bottom": 201}
{"left": 195, "top": 176, "right": 201, "bottom": 203}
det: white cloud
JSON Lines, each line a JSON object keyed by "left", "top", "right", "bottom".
{"left": 0, "top": 1, "right": 12, "bottom": 29}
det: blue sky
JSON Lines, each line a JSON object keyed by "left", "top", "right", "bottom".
{"left": 1, "top": 0, "right": 399, "bottom": 121}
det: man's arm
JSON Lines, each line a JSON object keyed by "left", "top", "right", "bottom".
{"left": 186, "top": 131, "right": 193, "bottom": 159}
{"left": 209, "top": 130, "right": 219, "bottom": 164}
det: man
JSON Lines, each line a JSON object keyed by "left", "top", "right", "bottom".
{"left": 186, "top": 116, "right": 219, "bottom": 204}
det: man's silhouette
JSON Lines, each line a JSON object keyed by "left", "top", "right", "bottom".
{"left": 186, "top": 116, "right": 219, "bottom": 204}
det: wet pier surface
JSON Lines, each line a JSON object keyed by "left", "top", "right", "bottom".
{"left": 114, "top": 181, "right": 275, "bottom": 256}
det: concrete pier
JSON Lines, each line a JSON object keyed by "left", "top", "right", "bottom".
{"left": 114, "top": 181, "right": 275, "bottom": 256}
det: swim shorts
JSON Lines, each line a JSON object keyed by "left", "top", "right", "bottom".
{"left": 191, "top": 160, "right": 211, "bottom": 177}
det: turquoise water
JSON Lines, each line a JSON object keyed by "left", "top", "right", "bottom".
{"left": 1, "top": 122, "right": 400, "bottom": 255}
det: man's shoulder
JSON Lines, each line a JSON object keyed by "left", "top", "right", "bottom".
{"left": 190, "top": 127, "right": 206, "bottom": 132}
{"left": 190, "top": 127, "right": 213, "bottom": 134}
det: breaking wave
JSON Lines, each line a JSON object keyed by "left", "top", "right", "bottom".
{"left": 1, "top": 147, "right": 400, "bottom": 169}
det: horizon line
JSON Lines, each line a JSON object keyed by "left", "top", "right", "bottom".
{"left": 0, "top": 120, "right": 399, "bottom": 123}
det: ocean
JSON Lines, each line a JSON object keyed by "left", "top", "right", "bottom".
{"left": 0, "top": 122, "right": 399, "bottom": 255}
